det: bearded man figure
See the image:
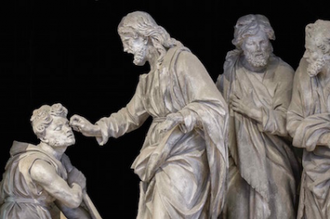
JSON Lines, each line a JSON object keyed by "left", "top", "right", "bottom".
{"left": 0, "top": 103, "right": 92, "bottom": 219}
{"left": 70, "top": 11, "right": 228, "bottom": 219}
{"left": 216, "top": 14, "right": 300, "bottom": 219}
{"left": 287, "top": 19, "right": 330, "bottom": 219}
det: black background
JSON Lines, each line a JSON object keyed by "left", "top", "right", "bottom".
{"left": 1, "top": 0, "right": 329, "bottom": 218}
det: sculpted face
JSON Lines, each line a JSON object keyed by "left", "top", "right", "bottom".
{"left": 303, "top": 20, "right": 330, "bottom": 77}
{"left": 304, "top": 46, "right": 325, "bottom": 77}
{"left": 43, "top": 117, "right": 75, "bottom": 147}
{"left": 120, "top": 33, "right": 148, "bottom": 66}
{"left": 242, "top": 30, "right": 271, "bottom": 68}
{"left": 304, "top": 39, "right": 330, "bottom": 77}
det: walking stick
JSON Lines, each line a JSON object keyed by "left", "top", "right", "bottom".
{"left": 83, "top": 191, "right": 102, "bottom": 219}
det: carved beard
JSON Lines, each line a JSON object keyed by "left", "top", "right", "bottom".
{"left": 245, "top": 50, "right": 270, "bottom": 68}
{"left": 307, "top": 57, "right": 326, "bottom": 77}
{"left": 133, "top": 45, "right": 147, "bottom": 66}
{"left": 48, "top": 138, "right": 61, "bottom": 147}
{"left": 47, "top": 136, "right": 75, "bottom": 148}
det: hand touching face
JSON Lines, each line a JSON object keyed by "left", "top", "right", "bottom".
{"left": 43, "top": 117, "right": 75, "bottom": 147}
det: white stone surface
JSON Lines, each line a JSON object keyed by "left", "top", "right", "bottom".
{"left": 287, "top": 19, "right": 330, "bottom": 219}
{"left": 0, "top": 104, "right": 96, "bottom": 219}
{"left": 70, "top": 11, "right": 229, "bottom": 219}
{"left": 216, "top": 14, "right": 300, "bottom": 219}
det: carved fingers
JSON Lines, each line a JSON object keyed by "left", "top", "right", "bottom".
{"left": 157, "top": 112, "right": 184, "bottom": 134}
{"left": 230, "top": 94, "right": 247, "bottom": 115}
{"left": 70, "top": 115, "right": 85, "bottom": 132}
{"left": 157, "top": 120, "right": 176, "bottom": 134}
{"left": 69, "top": 115, "right": 99, "bottom": 137}
{"left": 230, "top": 92, "right": 262, "bottom": 122}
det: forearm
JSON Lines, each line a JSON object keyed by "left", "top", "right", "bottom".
{"left": 248, "top": 107, "right": 263, "bottom": 124}
{"left": 96, "top": 107, "right": 149, "bottom": 145}
{"left": 259, "top": 107, "right": 288, "bottom": 136}
{"left": 290, "top": 113, "right": 330, "bottom": 150}
{"left": 292, "top": 130, "right": 330, "bottom": 150}
{"left": 31, "top": 161, "right": 84, "bottom": 209}
{"left": 54, "top": 183, "right": 83, "bottom": 208}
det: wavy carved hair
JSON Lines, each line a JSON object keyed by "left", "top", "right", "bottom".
{"left": 30, "top": 103, "right": 68, "bottom": 139}
{"left": 117, "top": 11, "right": 182, "bottom": 64}
{"left": 305, "top": 19, "right": 330, "bottom": 55}
{"left": 232, "top": 14, "right": 275, "bottom": 50}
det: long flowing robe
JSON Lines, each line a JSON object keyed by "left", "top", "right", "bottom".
{"left": 95, "top": 46, "right": 228, "bottom": 219}
{"left": 287, "top": 57, "right": 330, "bottom": 219}
{"left": 217, "top": 50, "right": 300, "bottom": 219}
{"left": 0, "top": 141, "right": 68, "bottom": 219}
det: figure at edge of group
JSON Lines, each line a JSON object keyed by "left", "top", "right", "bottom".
{"left": 216, "top": 14, "right": 300, "bottom": 219}
{"left": 0, "top": 103, "right": 92, "bottom": 219}
{"left": 70, "top": 11, "right": 229, "bottom": 219}
{"left": 287, "top": 19, "right": 330, "bottom": 219}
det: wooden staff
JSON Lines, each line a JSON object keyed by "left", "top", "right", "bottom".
{"left": 83, "top": 191, "right": 102, "bottom": 219}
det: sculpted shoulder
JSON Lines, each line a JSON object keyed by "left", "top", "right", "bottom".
{"left": 271, "top": 56, "right": 295, "bottom": 82}
{"left": 175, "top": 49, "right": 195, "bottom": 62}
{"left": 175, "top": 49, "right": 206, "bottom": 73}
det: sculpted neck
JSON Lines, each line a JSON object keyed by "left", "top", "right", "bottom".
{"left": 146, "top": 46, "right": 161, "bottom": 72}
{"left": 39, "top": 142, "right": 67, "bottom": 160}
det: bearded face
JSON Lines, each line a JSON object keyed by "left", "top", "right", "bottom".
{"left": 242, "top": 30, "right": 272, "bottom": 68}
{"left": 304, "top": 44, "right": 329, "bottom": 77}
{"left": 120, "top": 33, "right": 148, "bottom": 66}
{"left": 42, "top": 117, "right": 75, "bottom": 148}
{"left": 244, "top": 48, "right": 271, "bottom": 67}
{"left": 306, "top": 55, "right": 325, "bottom": 77}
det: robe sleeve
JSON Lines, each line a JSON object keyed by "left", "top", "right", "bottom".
{"left": 259, "top": 61, "right": 294, "bottom": 137}
{"left": 287, "top": 62, "right": 330, "bottom": 151}
{"left": 95, "top": 79, "right": 150, "bottom": 145}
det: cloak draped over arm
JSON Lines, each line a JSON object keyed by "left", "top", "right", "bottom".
{"left": 258, "top": 61, "right": 294, "bottom": 137}
{"left": 168, "top": 50, "right": 229, "bottom": 217}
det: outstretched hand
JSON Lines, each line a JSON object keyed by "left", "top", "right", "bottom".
{"left": 70, "top": 115, "right": 101, "bottom": 137}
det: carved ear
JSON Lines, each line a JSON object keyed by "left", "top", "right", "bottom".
{"left": 39, "top": 137, "right": 49, "bottom": 144}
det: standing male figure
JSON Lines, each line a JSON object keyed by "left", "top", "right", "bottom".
{"left": 216, "top": 14, "right": 300, "bottom": 219}
{"left": 0, "top": 103, "right": 92, "bottom": 219}
{"left": 70, "top": 11, "right": 228, "bottom": 219}
{"left": 287, "top": 19, "right": 330, "bottom": 219}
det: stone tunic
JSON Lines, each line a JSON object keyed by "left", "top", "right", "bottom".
{"left": 0, "top": 141, "right": 68, "bottom": 219}
{"left": 217, "top": 50, "right": 300, "bottom": 219}
{"left": 287, "top": 58, "right": 330, "bottom": 219}
{"left": 95, "top": 46, "right": 229, "bottom": 219}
